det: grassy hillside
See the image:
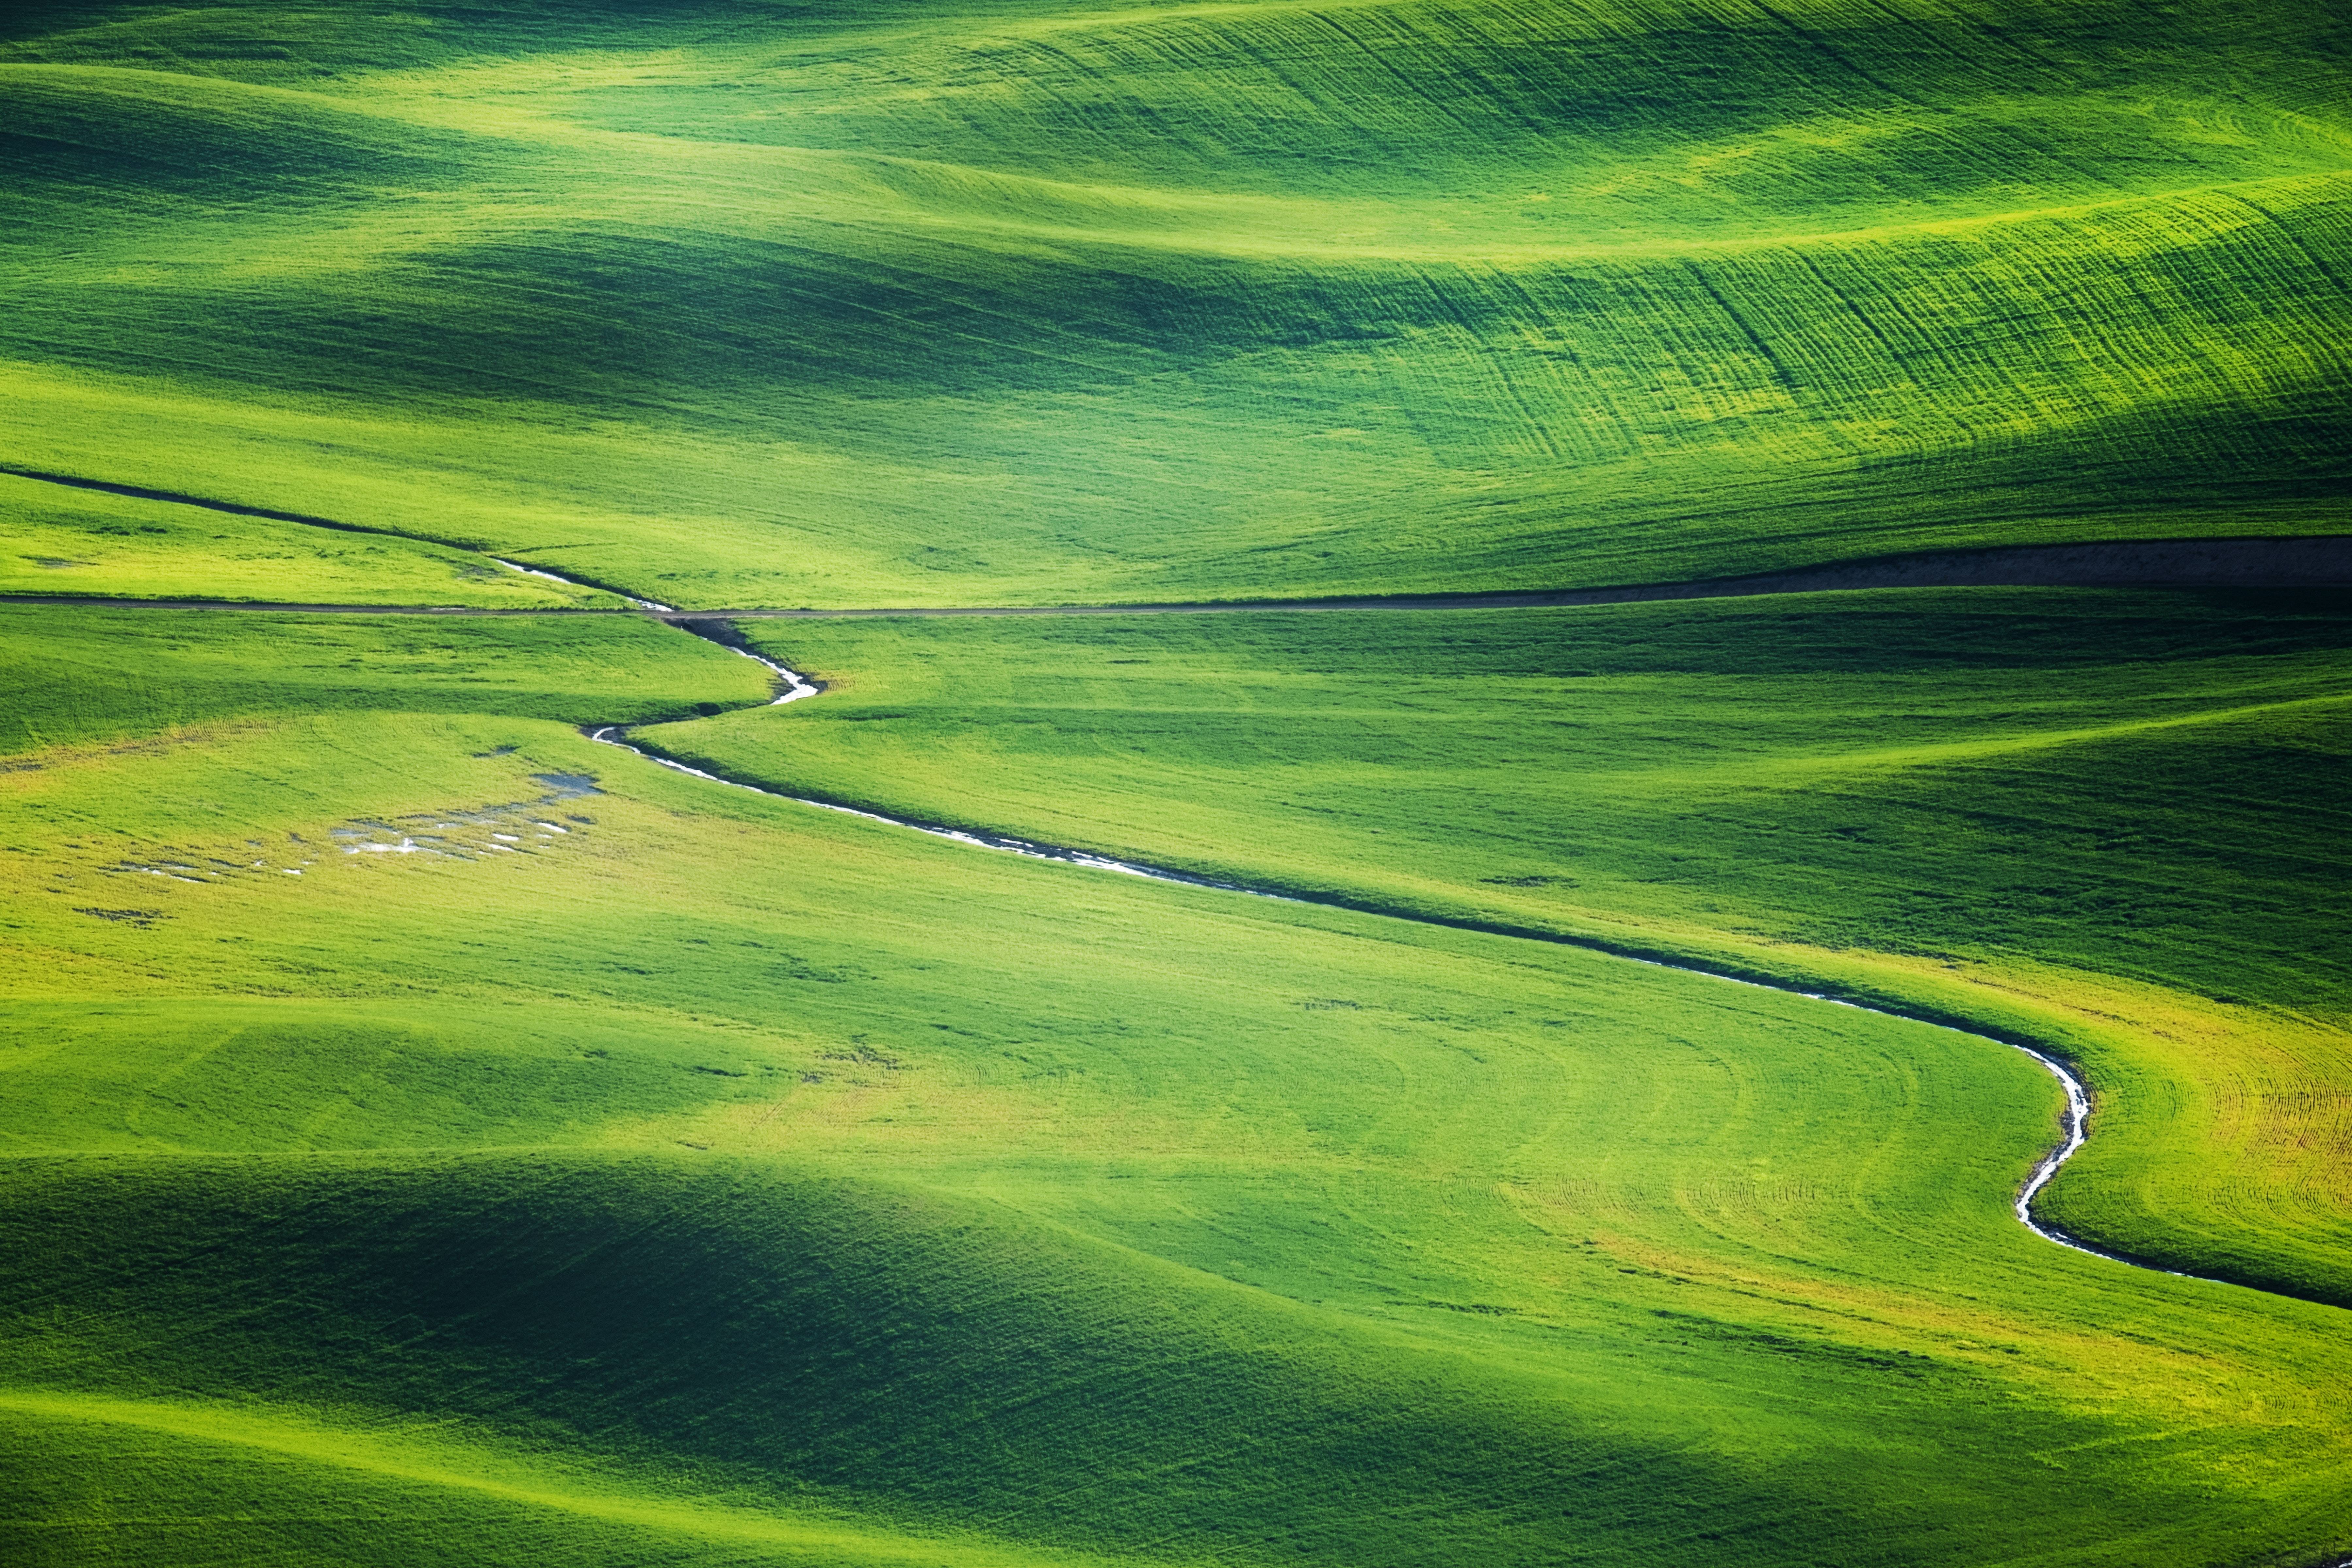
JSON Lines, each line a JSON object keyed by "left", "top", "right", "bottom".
{"left": 2, "top": 603, "right": 2350, "bottom": 1566}
{"left": 660, "top": 591, "right": 2352, "bottom": 1303}
{"left": 0, "top": 602, "right": 764, "bottom": 755}
{"left": 7, "top": 0, "right": 2349, "bottom": 1562}
{"left": 2, "top": 0, "right": 2347, "bottom": 606}
{"left": 0, "top": 470, "right": 616, "bottom": 607}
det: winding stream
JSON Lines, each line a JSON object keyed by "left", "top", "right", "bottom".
{"left": 0, "top": 444, "right": 2250, "bottom": 1291}
{"left": 492, "top": 558, "right": 678, "bottom": 614}
{"left": 587, "top": 634, "right": 2208, "bottom": 1287}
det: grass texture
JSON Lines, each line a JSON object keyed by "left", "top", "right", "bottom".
{"left": 686, "top": 592, "right": 2352, "bottom": 1305}
{"left": 6, "top": 0, "right": 2350, "bottom": 1562}
{"left": 0, "top": 470, "right": 615, "bottom": 608}
{"left": 1, "top": 0, "right": 2347, "bottom": 605}
{"left": 1, "top": 603, "right": 2350, "bottom": 1568}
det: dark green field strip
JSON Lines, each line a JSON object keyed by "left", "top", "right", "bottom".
{"left": 3, "top": 533, "right": 2347, "bottom": 618}
{"left": 680, "top": 535, "right": 2352, "bottom": 614}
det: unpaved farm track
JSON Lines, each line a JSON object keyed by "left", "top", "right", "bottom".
{"left": 2, "top": 454, "right": 2348, "bottom": 616}
{"left": 4, "top": 530, "right": 2348, "bottom": 618}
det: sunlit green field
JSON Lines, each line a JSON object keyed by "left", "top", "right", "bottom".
{"left": 4, "top": 605, "right": 2352, "bottom": 1568}
{"left": 5, "top": 0, "right": 2349, "bottom": 605}
{"left": 682, "top": 595, "right": 2352, "bottom": 1307}
{"left": 5, "top": 0, "right": 2349, "bottom": 1564}
{"left": 0, "top": 471, "right": 613, "bottom": 607}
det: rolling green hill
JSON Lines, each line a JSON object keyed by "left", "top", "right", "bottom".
{"left": 5, "top": 0, "right": 2349, "bottom": 1563}
{"left": 3, "top": 0, "right": 2348, "bottom": 606}
{"left": 4, "top": 603, "right": 2352, "bottom": 1568}
{"left": 681, "top": 591, "right": 2352, "bottom": 1304}
{"left": 0, "top": 469, "right": 617, "bottom": 607}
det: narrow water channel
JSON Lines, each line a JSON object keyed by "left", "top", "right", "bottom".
{"left": 587, "top": 624, "right": 2213, "bottom": 1288}
{"left": 0, "top": 452, "right": 2245, "bottom": 1293}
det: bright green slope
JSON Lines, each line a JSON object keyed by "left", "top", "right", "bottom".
{"left": 2, "top": 0, "right": 2348, "bottom": 606}
{"left": 4, "top": 604, "right": 2351, "bottom": 1566}
{"left": 6, "top": 0, "right": 2350, "bottom": 1561}
{"left": 0, "top": 471, "right": 615, "bottom": 607}
{"left": 674, "top": 591, "right": 2352, "bottom": 1305}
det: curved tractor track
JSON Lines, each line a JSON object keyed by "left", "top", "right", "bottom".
{"left": 4, "top": 530, "right": 2349, "bottom": 619}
